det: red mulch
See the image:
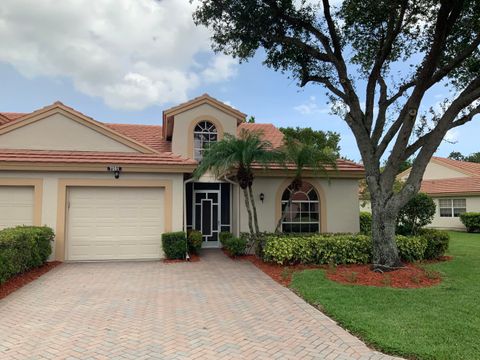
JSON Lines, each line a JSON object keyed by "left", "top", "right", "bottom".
{"left": 0, "top": 261, "right": 62, "bottom": 300}
{"left": 163, "top": 254, "right": 200, "bottom": 264}
{"left": 232, "top": 253, "right": 448, "bottom": 288}
{"left": 326, "top": 263, "right": 442, "bottom": 288}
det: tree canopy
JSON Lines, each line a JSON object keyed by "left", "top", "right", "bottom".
{"left": 448, "top": 151, "right": 480, "bottom": 163}
{"left": 194, "top": 0, "right": 480, "bottom": 269}
{"left": 279, "top": 127, "right": 340, "bottom": 156}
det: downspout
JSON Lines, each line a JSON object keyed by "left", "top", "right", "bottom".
{"left": 222, "top": 176, "right": 240, "bottom": 237}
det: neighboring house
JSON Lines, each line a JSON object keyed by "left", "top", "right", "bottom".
{"left": 397, "top": 157, "right": 480, "bottom": 230}
{"left": 0, "top": 94, "right": 364, "bottom": 261}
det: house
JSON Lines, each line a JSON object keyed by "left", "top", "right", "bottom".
{"left": 397, "top": 157, "right": 480, "bottom": 230}
{"left": 0, "top": 94, "right": 364, "bottom": 261}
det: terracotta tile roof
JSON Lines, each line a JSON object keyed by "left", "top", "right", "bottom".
{"left": 0, "top": 149, "right": 196, "bottom": 166}
{"left": 105, "top": 123, "right": 171, "bottom": 153}
{"left": 0, "top": 112, "right": 27, "bottom": 125}
{"left": 421, "top": 177, "right": 480, "bottom": 195}
{"left": 431, "top": 156, "right": 480, "bottom": 177}
{"left": 238, "top": 123, "right": 285, "bottom": 148}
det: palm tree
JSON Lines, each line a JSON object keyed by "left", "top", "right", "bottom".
{"left": 194, "top": 129, "right": 279, "bottom": 235}
{"left": 275, "top": 137, "right": 337, "bottom": 232}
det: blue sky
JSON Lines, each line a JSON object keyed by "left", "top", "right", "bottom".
{"left": 0, "top": 0, "right": 477, "bottom": 162}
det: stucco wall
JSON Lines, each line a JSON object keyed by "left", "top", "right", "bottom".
{"left": 399, "top": 161, "right": 468, "bottom": 181}
{"left": 171, "top": 103, "right": 238, "bottom": 158}
{"left": 426, "top": 196, "right": 480, "bottom": 230}
{"left": 237, "top": 177, "right": 361, "bottom": 234}
{"left": 0, "top": 113, "right": 139, "bottom": 152}
{"left": 0, "top": 171, "right": 184, "bottom": 260}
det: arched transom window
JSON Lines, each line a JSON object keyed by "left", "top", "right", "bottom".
{"left": 281, "top": 182, "right": 319, "bottom": 233}
{"left": 193, "top": 121, "right": 217, "bottom": 161}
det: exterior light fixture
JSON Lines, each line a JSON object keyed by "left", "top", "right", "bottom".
{"left": 259, "top": 193, "right": 265, "bottom": 203}
{"left": 107, "top": 166, "right": 122, "bottom": 179}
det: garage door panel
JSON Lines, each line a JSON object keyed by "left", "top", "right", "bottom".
{"left": 0, "top": 186, "right": 34, "bottom": 230}
{"left": 67, "top": 187, "right": 165, "bottom": 261}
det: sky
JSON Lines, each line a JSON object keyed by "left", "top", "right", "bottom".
{"left": 0, "top": 0, "right": 478, "bottom": 162}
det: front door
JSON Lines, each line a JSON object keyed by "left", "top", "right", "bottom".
{"left": 193, "top": 189, "right": 220, "bottom": 247}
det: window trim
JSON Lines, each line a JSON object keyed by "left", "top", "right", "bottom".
{"left": 280, "top": 183, "right": 320, "bottom": 233}
{"left": 193, "top": 120, "right": 218, "bottom": 161}
{"left": 439, "top": 198, "right": 466, "bottom": 218}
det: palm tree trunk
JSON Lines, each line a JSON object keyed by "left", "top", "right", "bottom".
{"left": 275, "top": 191, "right": 294, "bottom": 233}
{"left": 248, "top": 185, "right": 260, "bottom": 234}
{"left": 242, "top": 187, "right": 254, "bottom": 235}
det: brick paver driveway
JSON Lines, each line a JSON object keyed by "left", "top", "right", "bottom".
{"left": 0, "top": 250, "right": 401, "bottom": 360}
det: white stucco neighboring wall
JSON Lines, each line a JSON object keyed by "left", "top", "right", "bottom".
{"left": 426, "top": 196, "right": 480, "bottom": 230}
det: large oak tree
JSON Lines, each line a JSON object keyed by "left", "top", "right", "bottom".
{"left": 193, "top": 0, "right": 480, "bottom": 270}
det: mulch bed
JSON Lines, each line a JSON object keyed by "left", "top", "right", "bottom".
{"left": 325, "top": 263, "right": 443, "bottom": 288}
{"left": 0, "top": 261, "right": 62, "bottom": 300}
{"left": 229, "top": 252, "right": 448, "bottom": 288}
{"left": 163, "top": 254, "right": 200, "bottom": 264}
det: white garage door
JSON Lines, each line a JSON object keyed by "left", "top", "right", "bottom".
{"left": 67, "top": 187, "right": 165, "bottom": 261}
{"left": 0, "top": 186, "right": 34, "bottom": 230}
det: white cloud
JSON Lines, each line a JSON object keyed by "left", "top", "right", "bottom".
{"left": 0, "top": 0, "right": 238, "bottom": 110}
{"left": 294, "top": 96, "right": 330, "bottom": 115}
{"left": 444, "top": 129, "right": 459, "bottom": 143}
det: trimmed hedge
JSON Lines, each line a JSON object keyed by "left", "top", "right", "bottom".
{"left": 419, "top": 228, "right": 450, "bottom": 259}
{"left": 359, "top": 212, "right": 372, "bottom": 235}
{"left": 224, "top": 236, "right": 247, "bottom": 257}
{"left": 187, "top": 230, "right": 203, "bottom": 254}
{"left": 262, "top": 231, "right": 445, "bottom": 265}
{"left": 460, "top": 212, "right": 480, "bottom": 233}
{"left": 162, "top": 231, "right": 187, "bottom": 259}
{"left": 0, "top": 226, "right": 54, "bottom": 284}
{"left": 219, "top": 231, "right": 234, "bottom": 246}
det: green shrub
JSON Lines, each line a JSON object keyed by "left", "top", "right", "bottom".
{"left": 459, "top": 212, "right": 480, "bottom": 233}
{"left": 161, "top": 231, "right": 187, "bottom": 259}
{"left": 359, "top": 212, "right": 372, "bottom": 235}
{"left": 395, "top": 235, "right": 428, "bottom": 262}
{"left": 397, "top": 193, "right": 436, "bottom": 235}
{"left": 419, "top": 228, "right": 450, "bottom": 259}
{"left": 0, "top": 226, "right": 54, "bottom": 284}
{"left": 219, "top": 231, "right": 234, "bottom": 246}
{"left": 263, "top": 234, "right": 372, "bottom": 265}
{"left": 224, "top": 236, "right": 247, "bottom": 257}
{"left": 187, "top": 230, "right": 203, "bottom": 254}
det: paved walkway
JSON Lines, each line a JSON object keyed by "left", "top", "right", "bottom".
{"left": 0, "top": 250, "right": 401, "bottom": 359}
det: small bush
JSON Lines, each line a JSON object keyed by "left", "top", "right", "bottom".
{"left": 0, "top": 226, "right": 54, "bottom": 284}
{"left": 359, "top": 212, "right": 372, "bottom": 235}
{"left": 397, "top": 193, "right": 436, "bottom": 235}
{"left": 460, "top": 212, "right": 480, "bottom": 233}
{"left": 224, "top": 236, "right": 247, "bottom": 257}
{"left": 187, "top": 230, "right": 203, "bottom": 254}
{"left": 219, "top": 231, "right": 234, "bottom": 246}
{"left": 161, "top": 231, "right": 187, "bottom": 259}
{"left": 395, "top": 235, "right": 428, "bottom": 262}
{"left": 419, "top": 228, "right": 450, "bottom": 260}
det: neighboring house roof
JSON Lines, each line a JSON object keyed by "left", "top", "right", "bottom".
{"left": 420, "top": 177, "right": 480, "bottom": 196}
{"left": 430, "top": 156, "right": 480, "bottom": 177}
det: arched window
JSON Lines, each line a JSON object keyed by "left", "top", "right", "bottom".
{"left": 281, "top": 182, "right": 319, "bottom": 233}
{"left": 193, "top": 121, "right": 217, "bottom": 161}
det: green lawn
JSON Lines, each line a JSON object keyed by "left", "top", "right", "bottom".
{"left": 290, "top": 231, "right": 480, "bottom": 360}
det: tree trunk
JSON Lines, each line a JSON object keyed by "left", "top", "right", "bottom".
{"left": 247, "top": 185, "right": 260, "bottom": 234}
{"left": 242, "top": 187, "right": 254, "bottom": 235}
{"left": 371, "top": 199, "right": 403, "bottom": 271}
{"left": 275, "top": 191, "right": 293, "bottom": 233}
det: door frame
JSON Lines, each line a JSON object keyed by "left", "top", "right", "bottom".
{"left": 193, "top": 189, "right": 221, "bottom": 248}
